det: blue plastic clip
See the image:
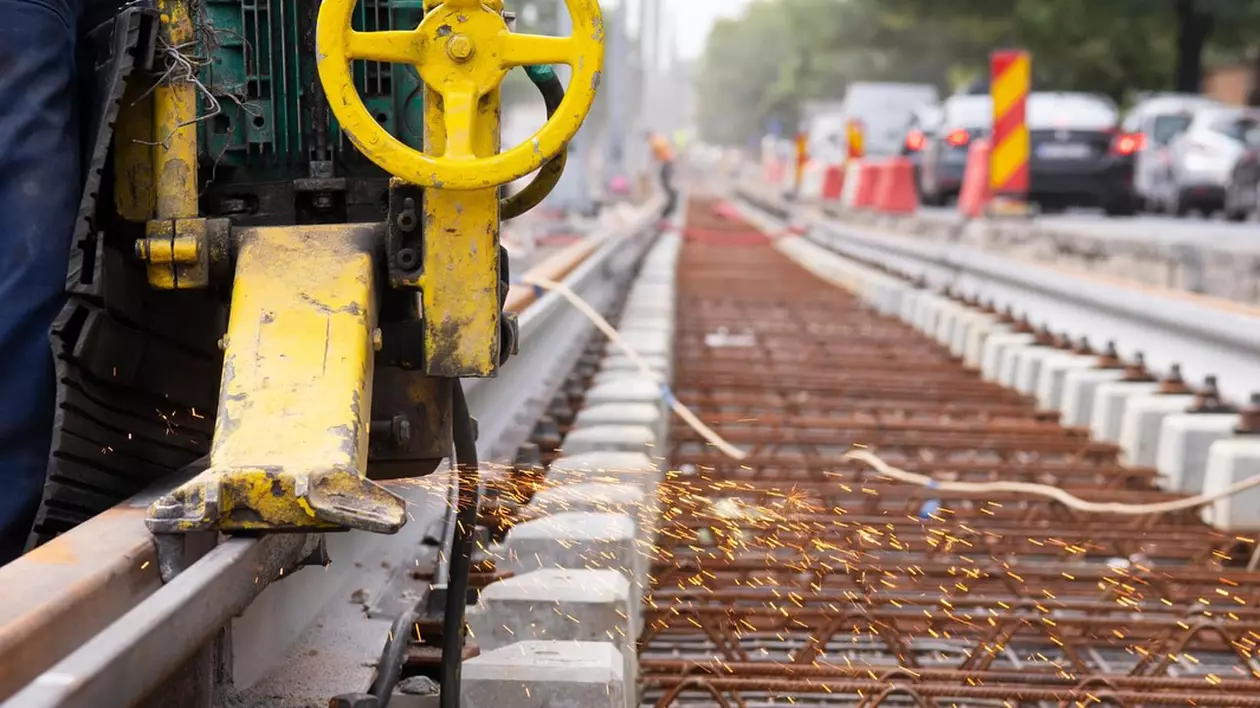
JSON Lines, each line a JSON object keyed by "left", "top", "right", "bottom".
{"left": 919, "top": 480, "right": 941, "bottom": 520}
{"left": 659, "top": 385, "right": 678, "bottom": 407}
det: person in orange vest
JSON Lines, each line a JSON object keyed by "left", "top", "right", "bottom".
{"left": 648, "top": 132, "right": 678, "bottom": 217}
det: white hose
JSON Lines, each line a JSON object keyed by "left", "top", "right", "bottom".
{"left": 843, "top": 449, "right": 1257, "bottom": 515}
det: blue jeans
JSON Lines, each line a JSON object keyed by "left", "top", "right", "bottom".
{"left": 0, "top": 0, "right": 83, "bottom": 563}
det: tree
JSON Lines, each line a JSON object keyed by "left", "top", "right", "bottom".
{"left": 694, "top": 0, "right": 1260, "bottom": 145}
{"left": 696, "top": 0, "right": 956, "bottom": 145}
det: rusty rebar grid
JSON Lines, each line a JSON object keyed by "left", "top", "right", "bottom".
{"left": 643, "top": 197, "right": 1260, "bottom": 708}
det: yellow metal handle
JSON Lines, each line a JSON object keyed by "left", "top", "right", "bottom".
{"left": 316, "top": 0, "right": 604, "bottom": 191}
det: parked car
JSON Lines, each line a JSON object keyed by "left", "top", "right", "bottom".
{"left": 900, "top": 104, "right": 943, "bottom": 192}
{"left": 1222, "top": 118, "right": 1260, "bottom": 221}
{"left": 1120, "top": 94, "right": 1221, "bottom": 211}
{"left": 1026, "top": 92, "right": 1139, "bottom": 216}
{"left": 1225, "top": 145, "right": 1260, "bottom": 221}
{"left": 1163, "top": 107, "right": 1260, "bottom": 217}
{"left": 917, "top": 94, "right": 992, "bottom": 205}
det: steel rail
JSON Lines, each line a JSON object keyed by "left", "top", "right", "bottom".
{"left": 0, "top": 200, "right": 664, "bottom": 707}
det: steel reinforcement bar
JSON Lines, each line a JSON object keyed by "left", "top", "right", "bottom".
{"left": 640, "top": 196, "right": 1260, "bottom": 708}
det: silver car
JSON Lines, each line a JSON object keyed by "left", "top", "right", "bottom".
{"left": 1163, "top": 106, "right": 1260, "bottom": 217}
{"left": 1120, "top": 94, "right": 1221, "bottom": 212}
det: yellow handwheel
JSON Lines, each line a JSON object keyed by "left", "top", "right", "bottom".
{"left": 316, "top": 0, "right": 604, "bottom": 191}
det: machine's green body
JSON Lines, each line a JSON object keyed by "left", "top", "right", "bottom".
{"left": 195, "top": 0, "right": 426, "bottom": 223}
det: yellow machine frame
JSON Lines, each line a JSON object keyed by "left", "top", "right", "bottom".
{"left": 137, "top": 0, "right": 604, "bottom": 534}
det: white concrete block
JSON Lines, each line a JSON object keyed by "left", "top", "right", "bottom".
{"left": 1117, "top": 394, "right": 1195, "bottom": 467}
{"left": 622, "top": 297, "right": 674, "bottom": 313}
{"left": 529, "top": 482, "right": 648, "bottom": 526}
{"left": 585, "top": 377, "right": 661, "bottom": 409}
{"left": 618, "top": 314, "right": 673, "bottom": 334}
{"left": 600, "top": 354, "right": 670, "bottom": 376}
{"left": 628, "top": 288, "right": 673, "bottom": 304}
{"left": 462, "top": 641, "right": 626, "bottom": 708}
{"left": 869, "top": 280, "right": 907, "bottom": 316}
{"left": 897, "top": 288, "right": 923, "bottom": 324}
{"left": 1060, "top": 369, "right": 1125, "bottom": 427}
{"left": 905, "top": 290, "right": 931, "bottom": 330}
{"left": 574, "top": 403, "right": 663, "bottom": 432}
{"left": 469, "top": 569, "right": 637, "bottom": 708}
{"left": 471, "top": 569, "right": 632, "bottom": 651}
{"left": 502, "top": 511, "right": 644, "bottom": 637}
{"left": 503, "top": 512, "right": 637, "bottom": 575}
{"left": 951, "top": 311, "right": 996, "bottom": 359}
{"left": 914, "top": 294, "right": 948, "bottom": 334}
{"left": 1090, "top": 382, "right": 1161, "bottom": 443}
{"left": 932, "top": 302, "right": 968, "bottom": 347}
{"left": 562, "top": 424, "right": 657, "bottom": 457}
{"left": 604, "top": 330, "right": 670, "bottom": 357}
{"left": 574, "top": 403, "right": 665, "bottom": 446}
{"left": 1157, "top": 413, "right": 1240, "bottom": 493}
{"left": 548, "top": 451, "right": 660, "bottom": 489}
{"left": 1035, "top": 353, "right": 1096, "bottom": 411}
{"left": 963, "top": 320, "right": 1009, "bottom": 370}
{"left": 1202, "top": 438, "right": 1260, "bottom": 531}
{"left": 997, "top": 343, "right": 1027, "bottom": 388}
{"left": 981, "top": 333, "right": 1034, "bottom": 383}
{"left": 1012, "top": 346, "right": 1061, "bottom": 394}
{"left": 592, "top": 369, "right": 651, "bottom": 386}
{"left": 624, "top": 293, "right": 673, "bottom": 311}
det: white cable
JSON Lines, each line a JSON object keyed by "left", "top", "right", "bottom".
{"left": 522, "top": 274, "right": 748, "bottom": 461}
{"left": 843, "top": 438, "right": 1259, "bottom": 516}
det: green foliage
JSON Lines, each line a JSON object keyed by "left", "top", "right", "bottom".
{"left": 697, "top": 0, "right": 1260, "bottom": 146}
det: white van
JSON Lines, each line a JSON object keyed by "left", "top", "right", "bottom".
{"left": 838, "top": 82, "right": 941, "bottom": 157}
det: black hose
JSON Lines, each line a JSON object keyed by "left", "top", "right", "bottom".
{"left": 368, "top": 603, "right": 423, "bottom": 707}
{"left": 362, "top": 381, "right": 479, "bottom": 708}
{"left": 536, "top": 73, "right": 565, "bottom": 116}
{"left": 439, "top": 380, "right": 480, "bottom": 708}
{"left": 500, "top": 67, "right": 569, "bottom": 220}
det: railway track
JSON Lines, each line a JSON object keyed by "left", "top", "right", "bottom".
{"left": 639, "top": 197, "right": 1260, "bottom": 707}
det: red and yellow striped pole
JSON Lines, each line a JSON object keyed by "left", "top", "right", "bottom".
{"left": 989, "top": 50, "right": 1031, "bottom": 209}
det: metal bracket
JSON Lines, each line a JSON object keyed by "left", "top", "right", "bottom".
{"left": 146, "top": 223, "right": 408, "bottom": 534}
{"left": 136, "top": 217, "right": 231, "bottom": 289}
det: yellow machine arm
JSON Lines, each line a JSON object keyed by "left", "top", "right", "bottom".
{"left": 140, "top": 0, "right": 605, "bottom": 535}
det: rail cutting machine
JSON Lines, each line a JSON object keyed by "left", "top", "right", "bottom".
{"left": 39, "top": 0, "right": 603, "bottom": 542}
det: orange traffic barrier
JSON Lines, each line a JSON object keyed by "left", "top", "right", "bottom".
{"left": 874, "top": 157, "right": 918, "bottom": 215}
{"left": 821, "top": 166, "right": 845, "bottom": 201}
{"left": 853, "top": 161, "right": 881, "bottom": 209}
{"left": 958, "top": 139, "right": 993, "bottom": 219}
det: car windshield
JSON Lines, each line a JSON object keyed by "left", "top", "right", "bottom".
{"left": 1027, "top": 94, "right": 1117, "bottom": 130}
{"left": 1151, "top": 114, "right": 1193, "bottom": 144}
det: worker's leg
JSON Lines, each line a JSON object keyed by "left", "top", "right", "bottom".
{"left": 0, "top": 0, "right": 83, "bottom": 562}
{"left": 660, "top": 161, "right": 677, "bottom": 217}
